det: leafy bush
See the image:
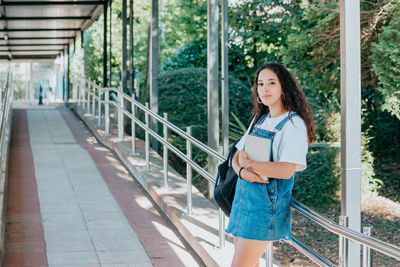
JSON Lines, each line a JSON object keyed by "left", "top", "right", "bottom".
{"left": 293, "top": 147, "right": 341, "bottom": 210}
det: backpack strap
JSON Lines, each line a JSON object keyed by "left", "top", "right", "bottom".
{"left": 274, "top": 112, "right": 299, "bottom": 131}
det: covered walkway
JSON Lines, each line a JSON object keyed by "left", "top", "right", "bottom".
{"left": 4, "top": 106, "right": 202, "bottom": 266}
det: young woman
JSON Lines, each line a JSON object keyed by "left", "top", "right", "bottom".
{"left": 226, "top": 63, "right": 316, "bottom": 267}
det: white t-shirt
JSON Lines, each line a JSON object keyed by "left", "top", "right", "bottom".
{"left": 235, "top": 112, "right": 308, "bottom": 172}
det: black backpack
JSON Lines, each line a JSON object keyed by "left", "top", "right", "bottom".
{"left": 214, "top": 117, "right": 259, "bottom": 217}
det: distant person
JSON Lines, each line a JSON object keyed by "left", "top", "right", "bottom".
{"left": 38, "top": 86, "right": 43, "bottom": 105}
{"left": 226, "top": 63, "right": 316, "bottom": 267}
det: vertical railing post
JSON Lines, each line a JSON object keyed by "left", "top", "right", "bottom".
{"left": 145, "top": 102, "right": 150, "bottom": 171}
{"left": 218, "top": 208, "right": 225, "bottom": 248}
{"left": 87, "top": 79, "right": 91, "bottom": 114}
{"left": 130, "top": 100, "right": 137, "bottom": 155}
{"left": 363, "top": 226, "right": 373, "bottom": 267}
{"left": 98, "top": 87, "right": 102, "bottom": 126}
{"left": 339, "top": 216, "right": 349, "bottom": 267}
{"left": 77, "top": 78, "right": 81, "bottom": 106}
{"left": 92, "top": 84, "right": 96, "bottom": 116}
{"left": 105, "top": 89, "right": 110, "bottom": 135}
{"left": 163, "top": 113, "right": 168, "bottom": 189}
{"left": 118, "top": 88, "right": 124, "bottom": 141}
{"left": 186, "top": 126, "right": 192, "bottom": 216}
{"left": 218, "top": 146, "right": 225, "bottom": 248}
{"left": 264, "top": 242, "right": 273, "bottom": 267}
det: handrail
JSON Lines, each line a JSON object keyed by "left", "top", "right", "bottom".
{"left": 108, "top": 87, "right": 226, "bottom": 162}
{"left": 291, "top": 200, "right": 400, "bottom": 260}
{"left": 75, "top": 76, "right": 400, "bottom": 266}
{"left": 290, "top": 237, "right": 335, "bottom": 267}
{"left": 112, "top": 101, "right": 216, "bottom": 183}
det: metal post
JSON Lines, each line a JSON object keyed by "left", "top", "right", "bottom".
{"left": 145, "top": 102, "right": 150, "bottom": 171}
{"left": 339, "top": 215, "right": 349, "bottom": 267}
{"left": 105, "top": 89, "right": 110, "bottom": 135}
{"left": 221, "top": 0, "right": 229, "bottom": 157}
{"left": 98, "top": 88, "right": 101, "bottom": 126}
{"left": 92, "top": 84, "right": 95, "bottom": 116}
{"left": 129, "top": 0, "right": 134, "bottom": 95}
{"left": 363, "top": 226, "right": 373, "bottom": 267}
{"left": 122, "top": 0, "right": 128, "bottom": 94}
{"left": 186, "top": 126, "right": 192, "bottom": 216}
{"left": 218, "top": 145, "right": 225, "bottom": 248}
{"left": 264, "top": 242, "right": 273, "bottom": 267}
{"left": 87, "top": 79, "right": 91, "bottom": 114}
{"left": 109, "top": 0, "right": 112, "bottom": 86}
{"left": 207, "top": 0, "right": 219, "bottom": 199}
{"left": 130, "top": 100, "right": 138, "bottom": 155}
{"left": 218, "top": 208, "right": 225, "bottom": 248}
{"left": 118, "top": 88, "right": 124, "bottom": 141}
{"left": 67, "top": 44, "right": 70, "bottom": 101}
{"left": 103, "top": 2, "right": 108, "bottom": 87}
{"left": 77, "top": 78, "right": 81, "bottom": 106}
{"left": 340, "top": 0, "right": 361, "bottom": 266}
{"left": 163, "top": 112, "right": 168, "bottom": 189}
{"left": 150, "top": 0, "right": 160, "bottom": 151}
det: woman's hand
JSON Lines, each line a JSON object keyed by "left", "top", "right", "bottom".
{"left": 238, "top": 150, "right": 250, "bottom": 168}
{"left": 240, "top": 168, "right": 268, "bottom": 184}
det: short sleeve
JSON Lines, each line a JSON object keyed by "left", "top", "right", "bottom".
{"left": 235, "top": 117, "right": 255, "bottom": 151}
{"left": 275, "top": 117, "right": 308, "bottom": 171}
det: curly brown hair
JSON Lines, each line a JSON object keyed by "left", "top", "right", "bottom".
{"left": 251, "top": 63, "right": 316, "bottom": 143}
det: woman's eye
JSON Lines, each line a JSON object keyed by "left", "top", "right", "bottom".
{"left": 258, "top": 83, "right": 263, "bottom": 87}
{"left": 268, "top": 82, "right": 276, "bottom": 86}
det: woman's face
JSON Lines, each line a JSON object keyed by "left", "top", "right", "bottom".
{"left": 257, "top": 68, "right": 284, "bottom": 109}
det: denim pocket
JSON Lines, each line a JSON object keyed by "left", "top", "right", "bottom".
{"left": 264, "top": 182, "right": 277, "bottom": 209}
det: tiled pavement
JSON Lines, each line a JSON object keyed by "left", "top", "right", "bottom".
{"left": 5, "top": 108, "right": 203, "bottom": 267}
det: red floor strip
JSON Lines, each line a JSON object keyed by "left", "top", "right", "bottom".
{"left": 4, "top": 109, "right": 47, "bottom": 267}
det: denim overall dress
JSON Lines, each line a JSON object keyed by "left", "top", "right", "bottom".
{"left": 226, "top": 113, "right": 298, "bottom": 241}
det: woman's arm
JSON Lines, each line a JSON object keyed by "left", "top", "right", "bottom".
{"left": 232, "top": 150, "right": 268, "bottom": 183}
{"left": 238, "top": 150, "right": 296, "bottom": 179}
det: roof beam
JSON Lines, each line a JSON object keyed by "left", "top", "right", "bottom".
{"left": 1, "top": 1, "right": 106, "bottom": 5}
{"left": 0, "top": 43, "right": 68, "bottom": 46}
{"left": 0, "top": 16, "right": 91, "bottom": 20}
{"left": 0, "top": 55, "right": 58, "bottom": 60}
{"left": 6, "top": 37, "right": 74, "bottom": 40}
{"left": 0, "top": 28, "right": 81, "bottom": 32}
{"left": 0, "top": 49, "right": 62, "bottom": 52}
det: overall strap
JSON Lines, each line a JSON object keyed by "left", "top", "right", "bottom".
{"left": 274, "top": 112, "right": 299, "bottom": 131}
{"left": 258, "top": 113, "right": 269, "bottom": 125}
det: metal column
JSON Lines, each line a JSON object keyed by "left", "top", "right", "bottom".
{"left": 122, "top": 0, "right": 128, "bottom": 93}
{"left": 207, "top": 0, "right": 219, "bottom": 199}
{"left": 67, "top": 44, "right": 70, "bottom": 101}
{"left": 221, "top": 0, "right": 229, "bottom": 157}
{"left": 339, "top": 1, "right": 361, "bottom": 266}
{"left": 129, "top": 0, "right": 134, "bottom": 96}
{"left": 103, "top": 2, "right": 108, "bottom": 87}
{"left": 109, "top": 0, "right": 112, "bottom": 86}
{"left": 150, "top": 0, "right": 159, "bottom": 150}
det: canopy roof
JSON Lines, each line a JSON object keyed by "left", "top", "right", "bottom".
{"left": 0, "top": 0, "right": 106, "bottom": 61}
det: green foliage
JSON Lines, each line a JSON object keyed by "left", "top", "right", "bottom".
{"left": 156, "top": 68, "right": 253, "bottom": 140}
{"left": 371, "top": 4, "right": 400, "bottom": 119}
{"left": 293, "top": 147, "right": 340, "bottom": 209}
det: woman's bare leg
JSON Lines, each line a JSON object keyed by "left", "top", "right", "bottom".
{"left": 231, "top": 237, "right": 270, "bottom": 267}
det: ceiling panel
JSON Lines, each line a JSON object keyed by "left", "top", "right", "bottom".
{"left": 5, "top": 20, "right": 84, "bottom": 29}
{"left": 5, "top": 31, "right": 76, "bottom": 38}
{"left": 5, "top": 6, "right": 95, "bottom": 17}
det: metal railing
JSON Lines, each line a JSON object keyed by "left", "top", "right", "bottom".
{"left": 74, "top": 76, "right": 400, "bottom": 267}
{"left": 0, "top": 70, "right": 13, "bottom": 179}
{"left": 0, "top": 69, "right": 13, "bottom": 264}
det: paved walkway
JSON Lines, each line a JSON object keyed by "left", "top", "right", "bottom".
{"left": 5, "top": 107, "right": 202, "bottom": 266}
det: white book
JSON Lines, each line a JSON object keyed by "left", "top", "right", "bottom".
{"left": 245, "top": 134, "right": 271, "bottom": 181}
